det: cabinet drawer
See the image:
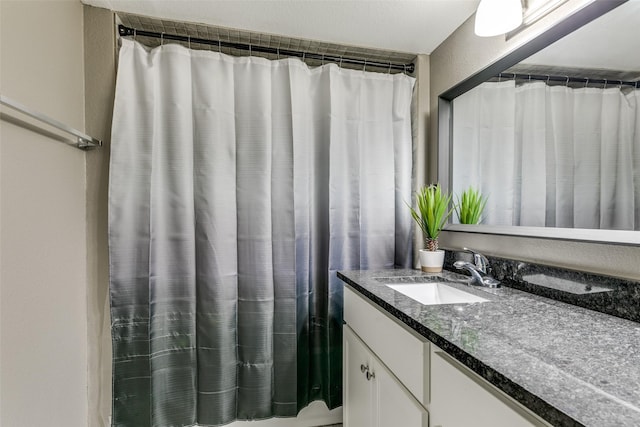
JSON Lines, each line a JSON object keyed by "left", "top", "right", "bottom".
{"left": 344, "top": 286, "right": 429, "bottom": 405}
{"left": 430, "top": 346, "right": 551, "bottom": 427}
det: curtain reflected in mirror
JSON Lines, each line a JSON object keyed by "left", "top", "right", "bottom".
{"left": 452, "top": 80, "right": 640, "bottom": 230}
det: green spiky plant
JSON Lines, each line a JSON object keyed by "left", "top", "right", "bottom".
{"left": 408, "top": 184, "right": 454, "bottom": 252}
{"left": 455, "top": 186, "right": 488, "bottom": 225}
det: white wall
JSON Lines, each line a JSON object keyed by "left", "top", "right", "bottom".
{"left": 0, "top": 1, "right": 88, "bottom": 426}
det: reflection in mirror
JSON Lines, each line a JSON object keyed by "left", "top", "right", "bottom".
{"left": 450, "top": 0, "right": 640, "bottom": 231}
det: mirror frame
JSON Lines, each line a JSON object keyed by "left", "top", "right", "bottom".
{"left": 437, "top": 0, "right": 640, "bottom": 246}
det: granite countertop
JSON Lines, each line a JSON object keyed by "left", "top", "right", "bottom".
{"left": 338, "top": 269, "right": 640, "bottom": 427}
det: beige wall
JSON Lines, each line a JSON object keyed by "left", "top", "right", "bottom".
{"left": 0, "top": 1, "right": 88, "bottom": 426}
{"left": 412, "top": 54, "right": 430, "bottom": 262}
{"left": 429, "top": 0, "right": 640, "bottom": 280}
{"left": 84, "top": 5, "right": 115, "bottom": 427}
{"left": 413, "top": 54, "right": 430, "bottom": 190}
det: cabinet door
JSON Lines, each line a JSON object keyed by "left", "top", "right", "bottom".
{"left": 430, "top": 349, "right": 548, "bottom": 427}
{"left": 374, "top": 358, "right": 429, "bottom": 427}
{"left": 345, "top": 325, "right": 428, "bottom": 427}
{"left": 344, "top": 326, "right": 374, "bottom": 427}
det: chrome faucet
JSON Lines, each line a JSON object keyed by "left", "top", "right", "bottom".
{"left": 463, "top": 247, "right": 490, "bottom": 275}
{"left": 453, "top": 248, "right": 500, "bottom": 288}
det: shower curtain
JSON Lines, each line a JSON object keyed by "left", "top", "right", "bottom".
{"left": 109, "top": 39, "right": 414, "bottom": 427}
{"left": 453, "top": 80, "right": 640, "bottom": 230}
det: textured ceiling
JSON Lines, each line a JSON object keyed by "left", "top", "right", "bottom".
{"left": 81, "top": 0, "right": 481, "bottom": 55}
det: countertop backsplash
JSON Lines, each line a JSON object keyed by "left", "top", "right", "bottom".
{"left": 444, "top": 250, "right": 640, "bottom": 324}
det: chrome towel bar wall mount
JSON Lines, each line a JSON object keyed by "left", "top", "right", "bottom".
{"left": 0, "top": 95, "right": 102, "bottom": 150}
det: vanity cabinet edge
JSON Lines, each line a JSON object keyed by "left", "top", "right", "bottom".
{"left": 343, "top": 286, "right": 430, "bottom": 406}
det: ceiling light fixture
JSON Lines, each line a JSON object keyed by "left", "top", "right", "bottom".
{"left": 474, "top": 0, "right": 524, "bottom": 37}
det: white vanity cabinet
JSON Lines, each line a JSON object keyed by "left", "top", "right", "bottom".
{"left": 430, "top": 347, "right": 551, "bottom": 427}
{"left": 343, "top": 287, "right": 429, "bottom": 427}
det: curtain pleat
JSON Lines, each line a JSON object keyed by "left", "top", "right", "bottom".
{"left": 393, "top": 75, "right": 416, "bottom": 268}
{"left": 515, "top": 82, "right": 547, "bottom": 226}
{"left": 191, "top": 50, "right": 239, "bottom": 423}
{"left": 452, "top": 81, "right": 516, "bottom": 225}
{"left": 547, "top": 86, "right": 574, "bottom": 228}
{"left": 110, "top": 38, "right": 156, "bottom": 427}
{"left": 149, "top": 45, "right": 198, "bottom": 426}
{"left": 109, "top": 39, "right": 415, "bottom": 427}
{"left": 573, "top": 88, "right": 603, "bottom": 229}
{"left": 453, "top": 81, "right": 640, "bottom": 230}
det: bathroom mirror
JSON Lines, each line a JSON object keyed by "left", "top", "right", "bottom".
{"left": 439, "top": 0, "right": 640, "bottom": 245}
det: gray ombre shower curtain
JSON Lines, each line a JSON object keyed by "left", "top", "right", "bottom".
{"left": 109, "top": 39, "right": 414, "bottom": 427}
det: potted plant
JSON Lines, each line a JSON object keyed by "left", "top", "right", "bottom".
{"left": 408, "top": 184, "right": 454, "bottom": 273}
{"left": 455, "top": 186, "right": 488, "bottom": 225}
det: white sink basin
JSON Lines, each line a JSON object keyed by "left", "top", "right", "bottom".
{"left": 386, "top": 282, "right": 488, "bottom": 305}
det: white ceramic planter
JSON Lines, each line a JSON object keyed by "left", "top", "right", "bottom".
{"left": 419, "top": 249, "right": 445, "bottom": 273}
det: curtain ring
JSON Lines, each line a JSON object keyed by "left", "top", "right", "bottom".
{"left": 302, "top": 52, "right": 306, "bottom": 63}
{"left": 249, "top": 43, "right": 252, "bottom": 57}
{"left": 160, "top": 32, "right": 164, "bottom": 46}
{"left": 498, "top": 73, "right": 502, "bottom": 82}
{"left": 363, "top": 59, "right": 367, "bottom": 72}
{"left": 604, "top": 79, "right": 608, "bottom": 89}
{"left": 388, "top": 62, "right": 392, "bottom": 74}
{"left": 321, "top": 54, "right": 325, "bottom": 66}
{"left": 133, "top": 28, "right": 137, "bottom": 41}
{"left": 277, "top": 47, "right": 280, "bottom": 60}
{"left": 584, "top": 78, "right": 589, "bottom": 88}
{"left": 528, "top": 74, "right": 531, "bottom": 82}
{"left": 565, "top": 76, "right": 570, "bottom": 86}
{"left": 188, "top": 36, "right": 191, "bottom": 49}
{"left": 546, "top": 75, "right": 550, "bottom": 85}
{"left": 340, "top": 56, "right": 343, "bottom": 68}
{"left": 618, "top": 80, "right": 623, "bottom": 89}
{"left": 403, "top": 64, "right": 407, "bottom": 75}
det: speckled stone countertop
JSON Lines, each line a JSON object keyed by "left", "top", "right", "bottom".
{"left": 444, "top": 251, "right": 640, "bottom": 323}
{"left": 337, "top": 269, "right": 640, "bottom": 427}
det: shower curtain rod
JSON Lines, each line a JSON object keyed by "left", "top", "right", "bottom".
{"left": 496, "top": 72, "right": 639, "bottom": 88}
{"left": 0, "top": 95, "right": 102, "bottom": 149}
{"left": 118, "top": 25, "right": 415, "bottom": 74}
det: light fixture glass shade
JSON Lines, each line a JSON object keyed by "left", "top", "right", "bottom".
{"left": 474, "top": 0, "right": 524, "bottom": 37}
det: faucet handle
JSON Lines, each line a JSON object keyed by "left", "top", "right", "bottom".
{"left": 453, "top": 260, "right": 500, "bottom": 288}
{"left": 453, "top": 260, "right": 471, "bottom": 270}
{"left": 462, "top": 247, "right": 490, "bottom": 274}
